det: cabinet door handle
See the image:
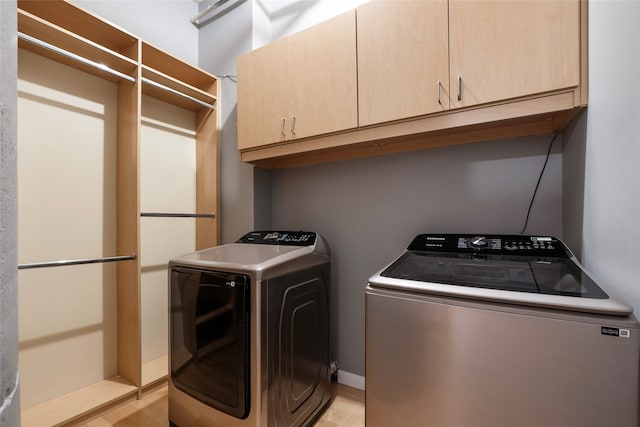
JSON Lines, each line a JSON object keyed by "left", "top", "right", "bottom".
{"left": 437, "top": 80, "right": 441, "bottom": 104}
{"left": 281, "top": 117, "right": 286, "bottom": 138}
{"left": 457, "top": 76, "right": 462, "bottom": 101}
{"left": 291, "top": 115, "right": 296, "bottom": 136}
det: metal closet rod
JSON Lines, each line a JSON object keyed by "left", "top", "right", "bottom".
{"left": 141, "top": 212, "right": 215, "bottom": 218}
{"left": 18, "top": 32, "right": 136, "bottom": 83}
{"left": 18, "top": 254, "right": 136, "bottom": 270}
{"left": 141, "top": 77, "right": 216, "bottom": 110}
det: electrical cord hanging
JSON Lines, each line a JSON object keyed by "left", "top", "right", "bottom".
{"left": 520, "top": 133, "right": 559, "bottom": 234}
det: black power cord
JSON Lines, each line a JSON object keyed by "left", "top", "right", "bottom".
{"left": 520, "top": 133, "right": 559, "bottom": 234}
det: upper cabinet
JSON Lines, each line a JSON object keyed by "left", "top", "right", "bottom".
{"left": 357, "top": 0, "right": 450, "bottom": 126}
{"left": 449, "top": 0, "right": 581, "bottom": 109}
{"left": 237, "top": 0, "right": 587, "bottom": 168}
{"left": 237, "top": 36, "right": 289, "bottom": 149}
{"left": 237, "top": 10, "right": 358, "bottom": 150}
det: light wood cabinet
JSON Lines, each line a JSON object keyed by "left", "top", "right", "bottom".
{"left": 449, "top": 0, "right": 581, "bottom": 109}
{"left": 238, "top": 0, "right": 587, "bottom": 169}
{"left": 237, "top": 10, "right": 357, "bottom": 150}
{"left": 357, "top": 0, "right": 450, "bottom": 126}
{"left": 16, "top": 1, "right": 219, "bottom": 425}
{"left": 357, "top": 0, "right": 581, "bottom": 123}
{"left": 237, "top": 37, "right": 288, "bottom": 149}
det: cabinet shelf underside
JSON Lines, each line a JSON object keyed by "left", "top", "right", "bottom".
{"left": 241, "top": 91, "right": 583, "bottom": 169}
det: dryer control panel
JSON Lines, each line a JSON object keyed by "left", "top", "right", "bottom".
{"left": 237, "top": 230, "right": 317, "bottom": 246}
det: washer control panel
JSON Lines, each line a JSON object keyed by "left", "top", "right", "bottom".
{"left": 237, "top": 230, "right": 316, "bottom": 246}
{"left": 407, "top": 234, "right": 567, "bottom": 257}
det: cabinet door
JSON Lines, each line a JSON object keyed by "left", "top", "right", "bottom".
{"left": 237, "top": 37, "right": 289, "bottom": 150}
{"left": 449, "top": 0, "right": 580, "bottom": 109}
{"left": 357, "top": 0, "right": 449, "bottom": 127}
{"left": 288, "top": 10, "right": 358, "bottom": 140}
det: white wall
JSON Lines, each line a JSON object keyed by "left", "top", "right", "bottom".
{"left": 269, "top": 0, "right": 368, "bottom": 41}
{"left": 71, "top": 0, "right": 199, "bottom": 65}
{"left": 564, "top": 0, "right": 640, "bottom": 315}
{"left": 198, "top": 1, "right": 256, "bottom": 243}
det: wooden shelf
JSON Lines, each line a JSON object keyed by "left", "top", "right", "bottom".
{"left": 18, "top": 0, "right": 138, "bottom": 59}
{"left": 18, "top": 10, "right": 137, "bottom": 83}
{"left": 142, "top": 42, "right": 217, "bottom": 96}
{"left": 142, "top": 65, "right": 217, "bottom": 112}
{"left": 142, "top": 355, "right": 169, "bottom": 392}
{"left": 21, "top": 377, "right": 138, "bottom": 427}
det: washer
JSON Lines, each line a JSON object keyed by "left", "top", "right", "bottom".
{"left": 169, "top": 230, "right": 331, "bottom": 427}
{"left": 366, "top": 233, "right": 639, "bottom": 427}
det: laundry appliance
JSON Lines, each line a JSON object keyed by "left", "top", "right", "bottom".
{"left": 366, "top": 234, "right": 639, "bottom": 427}
{"left": 169, "top": 231, "right": 331, "bottom": 427}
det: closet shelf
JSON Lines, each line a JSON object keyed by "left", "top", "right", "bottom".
{"left": 21, "top": 376, "right": 138, "bottom": 427}
{"left": 142, "top": 355, "right": 169, "bottom": 392}
{"left": 17, "top": 0, "right": 138, "bottom": 59}
{"left": 18, "top": 9, "right": 137, "bottom": 83}
{"left": 142, "top": 42, "right": 218, "bottom": 94}
{"left": 142, "top": 66, "right": 217, "bottom": 111}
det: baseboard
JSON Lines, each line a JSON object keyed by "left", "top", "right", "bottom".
{"left": 336, "top": 370, "right": 365, "bottom": 391}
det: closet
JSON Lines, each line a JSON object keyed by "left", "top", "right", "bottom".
{"left": 16, "top": 1, "right": 219, "bottom": 425}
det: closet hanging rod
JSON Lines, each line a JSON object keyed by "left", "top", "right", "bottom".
{"left": 18, "top": 254, "right": 136, "bottom": 270}
{"left": 141, "top": 77, "right": 216, "bottom": 110}
{"left": 140, "top": 212, "right": 215, "bottom": 218}
{"left": 17, "top": 32, "right": 136, "bottom": 83}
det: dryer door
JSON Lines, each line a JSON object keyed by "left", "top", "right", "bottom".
{"left": 170, "top": 267, "right": 250, "bottom": 419}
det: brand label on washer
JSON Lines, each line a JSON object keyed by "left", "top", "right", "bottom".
{"left": 601, "top": 326, "right": 630, "bottom": 338}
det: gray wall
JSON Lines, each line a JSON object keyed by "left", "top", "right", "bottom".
{"left": 271, "top": 136, "right": 563, "bottom": 376}
{"left": 0, "top": 0, "right": 21, "bottom": 424}
{"left": 564, "top": 1, "right": 640, "bottom": 316}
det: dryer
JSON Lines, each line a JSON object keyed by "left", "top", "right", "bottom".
{"left": 169, "top": 231, "right": 331, "bottom": 427}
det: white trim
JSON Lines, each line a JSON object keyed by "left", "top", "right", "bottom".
{"left": 337, "top": 370, "right": 365, "bottom": 391}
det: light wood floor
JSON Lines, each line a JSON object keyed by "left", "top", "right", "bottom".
{"left": 83, "top": 382, "right": 364, "bottom": 427}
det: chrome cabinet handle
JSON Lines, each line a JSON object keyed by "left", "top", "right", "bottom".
{"left": 457, "top": 76, "right": 462, "bottom": 101}
{"left": 291, "top": 115, "right": 296, "bottom": 136}
{"left": 281, "top": 117, "right": 286, "bottom": 138}
{"left": 437, "top": 80, "right": 441, "bottom": 104}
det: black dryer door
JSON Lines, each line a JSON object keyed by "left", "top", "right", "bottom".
{"left": 170, "top": 266, "right": 250, "bottom": 419}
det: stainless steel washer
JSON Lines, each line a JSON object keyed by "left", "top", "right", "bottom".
{"left": 366, "top": 234, "right": 639, "bottom": 427}
{"left": 169, "top": 231, "right": 331, "bottom": 427}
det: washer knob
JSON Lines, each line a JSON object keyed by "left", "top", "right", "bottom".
{"left": 470, "top": 236, "right": 489, "bottom": 247}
